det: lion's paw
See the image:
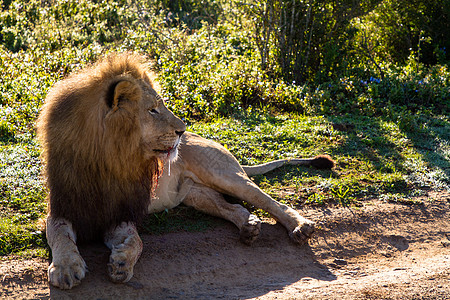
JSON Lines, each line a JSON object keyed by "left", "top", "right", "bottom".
{"left": 289, "top": 220, "right": 315, "bottom": 245}
{"left": 239, "top": 214, "right": 261, "bottom": 245}
{"left": 108, "top": 247, "right": 135, "bottom": 283}
{"left": 48, "top": 253, "right": 87, "bottom": 289}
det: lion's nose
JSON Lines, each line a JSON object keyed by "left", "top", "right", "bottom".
{"left": 175, "top": 130, "right": 185, "bottom": 137}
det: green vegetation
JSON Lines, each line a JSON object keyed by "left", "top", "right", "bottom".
{"left": 0, "top": 0, "right": 449, "bottom": 256}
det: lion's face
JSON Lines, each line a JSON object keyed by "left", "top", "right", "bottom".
{"left": 108, "top": 78, "right": 186, "bottom": 163}
{"left": 138, "top": 83, "right": 185, "bottom": 162}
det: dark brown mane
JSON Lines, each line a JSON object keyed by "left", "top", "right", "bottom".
{"left": 37, "top": 53, "right": 162, "bottom": 242}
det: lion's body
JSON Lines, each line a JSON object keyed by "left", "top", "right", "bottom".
{"left": 38, "top": 53, "right": 334, "bottom": 290}
{"left": 151, "top": 133, "right": 334, "bottom": 214}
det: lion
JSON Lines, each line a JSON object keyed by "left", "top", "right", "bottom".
{"left": 37, "top": 52, "right": 334, "bottom": 290}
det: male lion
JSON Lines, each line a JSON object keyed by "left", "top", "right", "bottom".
{"left": 37, "top": 52, "right": 334, "bottom": 290}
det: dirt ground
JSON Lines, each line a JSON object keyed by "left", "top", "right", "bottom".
{"left": 1, "top": 191, "right": 449, "bottom": 299}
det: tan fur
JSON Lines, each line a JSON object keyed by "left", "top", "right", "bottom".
{"left": 37, "top": 52, "right": 185, "bottom": 289}
{"left": 151, "top": 132, "right": 334, "bottom": 245}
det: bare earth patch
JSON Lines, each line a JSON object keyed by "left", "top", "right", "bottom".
{"left": 1, "top": 191, "right": 449, "bottom": 299}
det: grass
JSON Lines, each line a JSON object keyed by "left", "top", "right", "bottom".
{"left": 1, "top": 107, "right": 449, "bottom": 257}
{"left": 189, "top": 112, "right": 449, "bottom": 208}
{"left": 1, "top": 110, "right": 449, "bottom": 257}
{"left": 141, "top": 207, "right": 222, "bottom": 235}
{"left": 0, "top": 142, "right": 48, "bottom": 256}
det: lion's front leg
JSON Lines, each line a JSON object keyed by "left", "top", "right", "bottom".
{"left": 46, "top": 216, "right": 87, "bottom": 289}
{"left": 104, "top": 222, "right": 142, "bottom": 283}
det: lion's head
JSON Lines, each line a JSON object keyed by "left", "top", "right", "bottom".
{"left": 37, "top": 52, "right": 185, "bottom": 242}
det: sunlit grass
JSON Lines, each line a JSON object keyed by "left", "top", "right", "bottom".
{"left": 190, "top": 112, "right": 450, "bottom": 210}
{"left": 1, "top": 109, "right": 449, "bottom": 257}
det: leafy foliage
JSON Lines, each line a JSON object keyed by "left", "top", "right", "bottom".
{"left": 244, "top": 0, "right": 381, "bottom": 82}
{"left": 244, "top": 0, "right": 450, "bottom": 83}
{"left": 353, "top": 0, "right": 450, "bottom": 66}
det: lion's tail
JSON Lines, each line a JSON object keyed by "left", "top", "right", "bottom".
{"left": 242, "top": 155, "right": 335, "bottom": 176}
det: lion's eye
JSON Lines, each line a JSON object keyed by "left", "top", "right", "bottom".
{"left": 149, "top": 108, "right": 159, "bottom": 115}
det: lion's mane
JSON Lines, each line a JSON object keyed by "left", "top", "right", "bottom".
{"left": 37, "top": 53, "right": 162, "bottom": 242}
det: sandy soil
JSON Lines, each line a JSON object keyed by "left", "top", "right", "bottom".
{"left": 1, "top": 191, "right": 449, "bottom": 299}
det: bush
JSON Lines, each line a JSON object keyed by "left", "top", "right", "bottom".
{"left": 352, "top": 0, "right": 450, "bottom": 66}
{"left": 0, "top": 0, "right": 139, "bottom": 52}
{"left": 308, "top": 63, "right": 450, "bottom": 116}
{"left": 0, "top": 119, "right": 15, "bottom": 143}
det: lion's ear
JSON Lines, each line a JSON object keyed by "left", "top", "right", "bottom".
{"left": 108, "top": 80, "right": 142, "bottom": 111}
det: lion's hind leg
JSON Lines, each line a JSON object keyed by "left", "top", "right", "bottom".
{"left": 209, "top": 176, "right": 315, "bottom": 245}
{"left": 244, "top": 185, "right": 315, "bottom": 245}
{"left": 237, "top": 183, "right": 315, "bottom": 245}
{"left": 183, "top": 183, "right": 261, "bottom": 245}
{"left": 104, "top": 222, "right": 143, "bottom": 283}
{"left": 46, "top": 217, "right": 87, "bottom": 289}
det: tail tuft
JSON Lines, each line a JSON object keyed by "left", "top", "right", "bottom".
{"left": 310, "top": 155, "right": 335, "bottom": 169}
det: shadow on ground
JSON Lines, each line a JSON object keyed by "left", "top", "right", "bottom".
{"left": 49, "top": 222, "right": 335, "bottom": 299}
